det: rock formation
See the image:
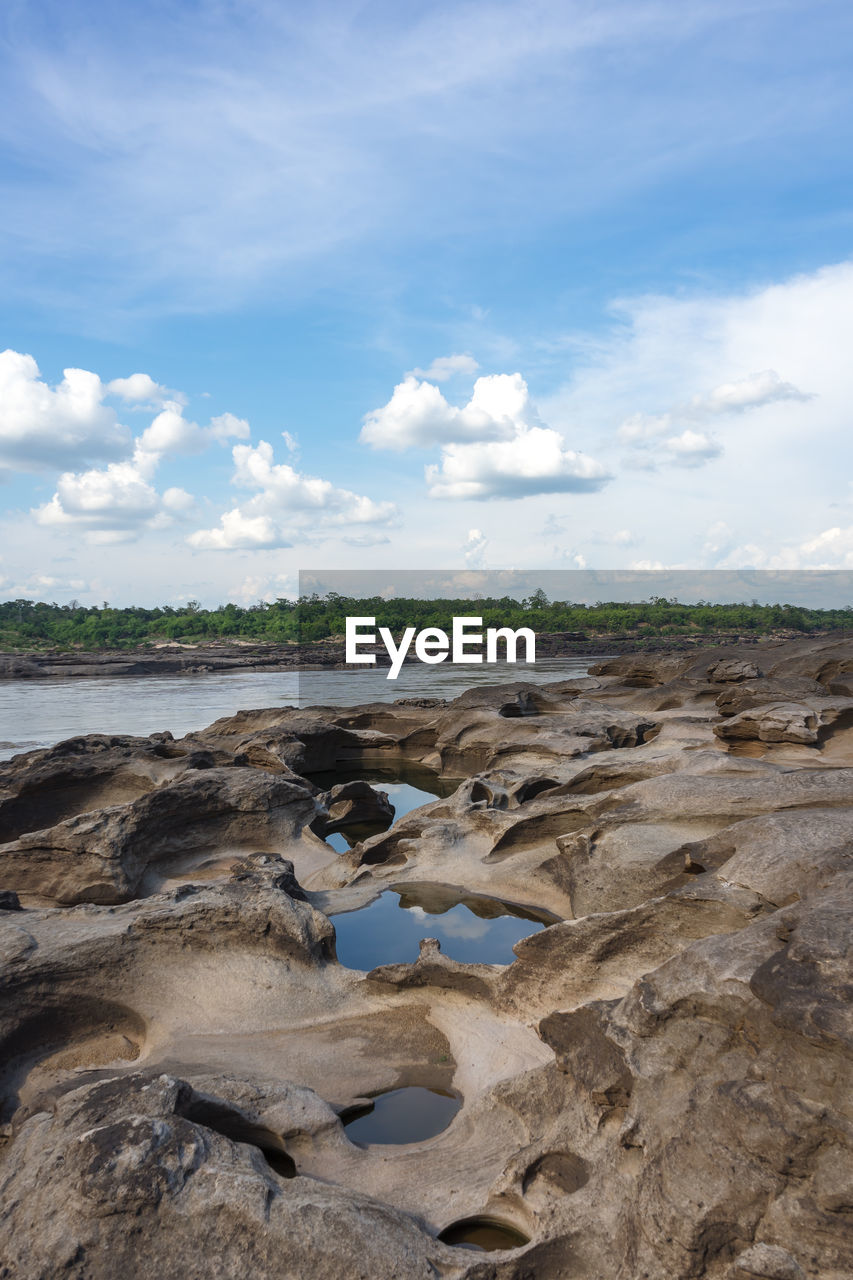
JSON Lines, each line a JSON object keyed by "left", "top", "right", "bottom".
{"left": 0, "top": 636, "right": 851, "bottom": 1278}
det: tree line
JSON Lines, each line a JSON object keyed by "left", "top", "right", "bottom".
{"left": 0, "top": 591, "right": 849, "bottom": 651}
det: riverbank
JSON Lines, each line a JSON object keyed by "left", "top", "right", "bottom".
{"left": 0, "top": 627, "right": 840, "bottom": 678}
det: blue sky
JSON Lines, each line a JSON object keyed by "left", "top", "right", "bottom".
{"left": 1, "top": 0, "right": 853, "bottom": 606}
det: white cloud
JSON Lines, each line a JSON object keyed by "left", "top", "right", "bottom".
{"left": 609, "top": 529, "right": 636, "bottom": 546}
{"left": 162, "top": 487, "right": 197, "bottom": 514}
{"left": 189, "top": 509, "right": 283, "bottom": 551}
{"left": 36, "top": 462, "right": 162, "bottom": 530}
{"left": 22, "top": 365, "right": 253, "bottom": 540}
{"left": 0, "top": 350, "right": 131, "bottom": 470}
{"left": 697, "top": 369, "right": 810, "bottom": 414}
{"left": 211, "top": 413, "right": 251, "bottom": 443}
{"left": 663, "top": 429, "right": 723, "bottom": 467}
{"left": 188, "top": 439, "right": 398, "bottom": 550}
{"left": 409, "top": 354, "right": 479, "bottom": 382}
{"left": 33, "top": 456, "right": 195, "bottom": 540}
{"left": 464, "top": 527, "right": 488, "bottom": 567}
{"left": 230, "top": 573, "right": 298, "bottom": 605}
{"left": 0, "top": 350, "right": 246, "bottom": 482}
{"left": 615, "top": 369, "right": 803, "bottom": 469}
{"left": 106, "top": 373, "right": 177, "bottom": 406}
{"left": 680, "top": 522, "right": 853, "bottom": 573}
{"left": 136, "top": 405, "right": 207, "bottom": 461}
{"left": 136, "top": 405, "right": 249, "bottom": 463}
{"left": 231, "top": 442, "right": 397, "bottom": 523}
{"left": 426, "top": 426, "right": 610, "bottom": 500}
{"left": 800, "top": 526, "right": 853, "bottom": 562}
{"left": 361, "top": 373, "right": 530, "bottom": 450}
{"left": 365, "top": 370, "right": 610, "bottom": 501}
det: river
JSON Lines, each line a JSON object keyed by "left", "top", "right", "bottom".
{"left": 0, "top": 656, "right": 607, "bottom": 761}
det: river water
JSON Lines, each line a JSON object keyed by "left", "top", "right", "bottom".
{"left": 0, "top": 656, "right": 606, "bottom": 762}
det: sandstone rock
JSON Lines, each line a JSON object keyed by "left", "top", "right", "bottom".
{"left": 714, "top": 695, "right": 853, "bottom": 747}
{"left": 0, "top": 1072, "right": 460, "bottom": 1280}
{"left": 315, "top": 780, "right": 395, "bottom": 838}
{"left": 0, "top": 767, "right": 319, "bottom": 905}
{"left": 707, "top": 657, "right": 763, "bottom": 682}
{"left": 730, "top": 1243, "right": 807, "bottom": 1279}
{"left": 0, "top": 635, "right": 851, "bottom": 1278}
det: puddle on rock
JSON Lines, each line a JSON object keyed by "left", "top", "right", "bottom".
{"left": 439, "top": 1217, "right": 530, "bottom": 1252}
{"left": 331, "top": 882, "right": 552, "bottom": 969}
{"left": 343, "top": 1085, "right": 459, "bottom": 1146}
{"left": 310, "top": 766, "right": 460, "bottom": 854}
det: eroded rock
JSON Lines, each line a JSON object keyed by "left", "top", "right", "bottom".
{"left": 0, "top": 635, "right": 851, "bottom": 1279}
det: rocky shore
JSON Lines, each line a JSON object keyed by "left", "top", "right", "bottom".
{"left": 0, "top": 636, "right": 851, "bottom": 1278}
{"left": 0, "top": 629, "right": 825, "bottom": 678}
{"left": 0, "top": 642, "right": 334, "bottom": 679}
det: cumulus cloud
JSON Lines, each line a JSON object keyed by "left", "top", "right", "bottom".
{"left": 426, "top": 426, "right": 610, "bottom": 500}
{"left": 0, "top": 350, "right": 132, "bottom": 470}
{"left": 188, "top": 509, "right": 283, "bottom": 551}
{"left": 106, "top": 373, "right": 178, "bottom": 406}
{"left": 361, "top": 373, "right": 531, "bottom": 450}
{"left": 34, "top": 457, "right": 194, "bottom": 538}
{"left": 30, "top": 395, "right": 244, "bottom": 539}
{"left": 210, "top": 413, "right": 251, "bottom": 443}
{"left": 188, "top": 439, "right": 398, "bottom": 550}
{"left": 409, "top": 354, "right": 479, "bottom": 382}
{"left": 0, "top": 349, "right": 247, "bottom": 482}
{"left": 663, "top": 429, "right": 723, "bottom": 467}
{"left": 135, "top": 405, "right": 249, "bottom": 464}
{"left": 364, "top": 370, "right": 610, "bottom": 501}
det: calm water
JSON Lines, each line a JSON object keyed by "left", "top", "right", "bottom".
{"left": 439, "top": 1219, "right": 530, "bottom": 1253}
{"left": 330, "top": 885, "right": 549, "bottom": 969}
{"left": 343, "top": 1086, "right": 460, "bottom": 1145}
{"left": 0, "top": 657, "right": 602, "bottom": 761}
{"left": 313, "top": 767, "right": 458, "bottom": 853}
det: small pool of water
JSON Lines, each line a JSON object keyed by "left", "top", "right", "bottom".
{"left": 331, "top": 883, "right": 550, "bottom": 969}
{"left": 312, "top": 766, "right": 460, "bottom": 854}
{"left": 439, "top": 1217, "right": 530, "bottom": 1252}
{"left": 344, "top": 1086, "right": 459, "bottom": 1145}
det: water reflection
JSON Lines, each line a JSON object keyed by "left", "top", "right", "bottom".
{"left": 311, "top": 767, "right": 460, "bottom": 854}
{"left": 343, "top": 1086, "right": 459, "bottom": 1145}
{"left": 331, "top": 883, "right": 551, "bottom": 969}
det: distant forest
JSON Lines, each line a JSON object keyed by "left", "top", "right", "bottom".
{"left": 0, "top": 592, "right": 850, "bottom": 651}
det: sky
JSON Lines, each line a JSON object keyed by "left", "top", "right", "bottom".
{"left": 1, "top": 0, "right": 853, "bottom": 608}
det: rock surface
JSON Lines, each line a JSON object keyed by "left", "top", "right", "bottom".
{"left": 0, "top": 636, "right": 851, "bottom": 1279}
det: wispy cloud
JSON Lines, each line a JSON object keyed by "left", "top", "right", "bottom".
{"left": 409, "top": 354, "right": 479, "bottom": 382}
{"left": 1, "top": 0, "right": 836, "bottom": 320}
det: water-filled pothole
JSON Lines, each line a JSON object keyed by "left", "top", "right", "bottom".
{"left": 331, "top": 882, "right": 553, "bottom": 969}
{"left": 343, "top": 1086, "right": 460, "bottom": 1145}
{"left": 309, "top": 766, "right": 460, "bottom": 853}
{"left": 439, "top": 1217, "right": 530, "bottom": 1252}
